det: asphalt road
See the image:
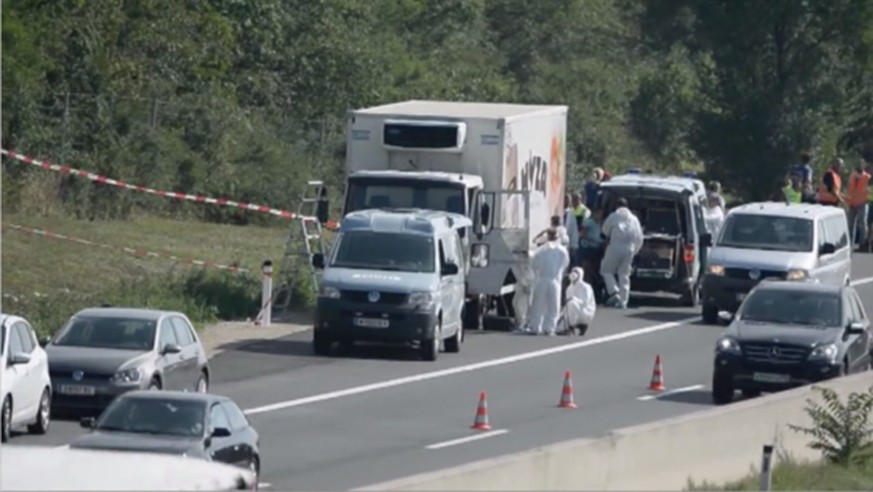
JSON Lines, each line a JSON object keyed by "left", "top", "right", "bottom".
{"left": 10, "top": 259, "right": 873, "bottom": 490}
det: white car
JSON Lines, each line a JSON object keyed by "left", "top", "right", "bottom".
{"left": 1, "top": 313, "right": 52, "bottom": 442}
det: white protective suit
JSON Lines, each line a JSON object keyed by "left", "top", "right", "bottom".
{"left": 535, "top": 225, "right": 570, "bottom": 247}
{"left": 600, "top": 206, "right": 644, "bottom": 308}
{"left": 703, "top": 205, "right": 725, "bottom": 237}
{"left": 562, "top": 266, "right": 596, "bottom": 334}
{"left": 526, "top": 239, "right": 570, "bottom": 335}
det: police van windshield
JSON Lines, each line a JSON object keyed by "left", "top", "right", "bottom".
{"left": 331, "top": 231, "right": 436, "bottom": 273}
{"left": 717, "top": 214, "right": 813, "bottom": 252}
{"left": 345, "top": 178, "right": 466, "bottom": 216}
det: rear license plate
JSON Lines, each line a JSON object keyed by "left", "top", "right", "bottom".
{"left": 752, "top": 372, "right": 790, "bottom": 383}
{"left": 354, "top": 317, "right": 389, "bottom": 328}
{"left": 60, "top": 384, "right": 96, "bottom": 396}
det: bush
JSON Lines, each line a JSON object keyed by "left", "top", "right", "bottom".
{"left": 789, "top": 385, "right": 873, "bottom": 467}
{"left": 3, "top": 268, "right": 266, "bottom": 337}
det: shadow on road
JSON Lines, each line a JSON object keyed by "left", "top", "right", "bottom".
{"left": 624, "top": 310, "right": 697, "bottom": 323}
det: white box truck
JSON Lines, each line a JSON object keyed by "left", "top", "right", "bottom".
{"left": 330, "top": 100, "right": 568, "bottom": 330}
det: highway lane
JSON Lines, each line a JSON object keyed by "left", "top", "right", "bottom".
{"left": 10, "top": 260, "right": 873, "bottom": 490}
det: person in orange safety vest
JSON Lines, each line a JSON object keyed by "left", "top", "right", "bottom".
{"left": 847, "top": 159, "right": 870, "bottom": 249}
{"left": 817, "top": 157, "right": 846, "bottom": 207}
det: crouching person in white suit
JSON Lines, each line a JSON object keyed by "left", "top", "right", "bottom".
{"left": 562, "top": 266, "right": 596, "bottom": 336}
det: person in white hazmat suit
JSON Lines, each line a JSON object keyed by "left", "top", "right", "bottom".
{"left": 523, "top": 229, "right": 570, "bottom": 336}
{"left": 600, "top": 198, "right": 644, "bottom": 309}
{"left": 561, "top": 266, "right": 596, "bottom": 336}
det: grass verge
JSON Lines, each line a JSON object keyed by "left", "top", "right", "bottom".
{"left": 688, "top": 456, "right": 873, "bottom": 490}
{"left": 1, "top": 212, "right": 314, "bottom": 336}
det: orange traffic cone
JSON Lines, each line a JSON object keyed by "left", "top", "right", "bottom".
{"left": 471, "top": 392, "right": 492, "bottom": 430}
{"left": 557, "top": 371, "right": 577, "bottom": 409}
{"left": 649, "top": 355, "right": 666, "bottom": 392}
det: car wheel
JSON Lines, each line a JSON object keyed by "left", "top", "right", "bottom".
{"left": 312, "top": 332, "right": 332, "bottom": 356}
{"left": 1, "top": 396, "right": 11, "bottom": 443}
{"left": 195, "top": 372, "right": 209, "bottom": 393}
{"left": 702, "top": 304, "right": 719, "bottom": 325}
{"left": 27, "top": 388, "right": 51, "bottom": 434}
{"left": 711, "top": 374, "right": 734, "bottom": 405}
{"left": 420, "top": 324, "right": 440, "bottom": 361}
{"left": 444, "top": 324, "right": 462, "bottom": 353}
{"left": 148, "top": 378, "right": 162, "bottom": 391}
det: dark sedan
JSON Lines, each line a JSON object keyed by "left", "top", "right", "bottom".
{"left": 72, "top": 391, "right": 261, "bottom": 485}
{"left": 712, "top": 280, "right": 872, "bottom": 405}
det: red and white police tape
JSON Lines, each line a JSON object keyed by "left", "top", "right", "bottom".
{"left": 5, "top": 223, "right": 250, "bottom": 274}
{"left": 0, "top": 149, "right": 340, "bottom": 229}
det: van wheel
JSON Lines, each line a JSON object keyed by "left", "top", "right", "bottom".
{"left": 27, "top": 388, "right": 51, "bottom": 434}
{"left": 681, "top": 284, "right": 700, "bottom": 307}
{"left": 1, "top": 396, "right": 11, "bottom": 443}
{"left": 420, "top": 324, "right": 440, "bottom": 361}
{"left": 444, "top": 325, "right": 462, "bottom": 353}
{"left": 702, "top": 304, "right": 719, "bottom": 325}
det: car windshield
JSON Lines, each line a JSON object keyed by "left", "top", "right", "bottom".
{"left": 739, "top": 290, "right": 842, "bottom": 327}
{"left": 717, "top": 214, "right": 813, "bottom": 252}
{"left": 330, "top": 231, "right": 435, "bottom": 273}
{"left": 345, "top": 178, "right": 466, "bottom": 216}
{"left": 53, "top": 316, "right": 156, "bottom": 350}
{"left": 96, "top": 397, "right": 206, "bottom": 438}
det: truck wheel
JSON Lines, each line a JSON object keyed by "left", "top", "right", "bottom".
{"left": 313, "top": 333, "right": 333, "bottom": 356}
{"left": 711, "top": 375, "right": 734, "bottom": 405}
{"left": 702, "top": 304, "right": 719, "bottom": 325}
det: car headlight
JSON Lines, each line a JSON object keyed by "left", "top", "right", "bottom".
{"left": 716, "top": 337, "right": 742, "bottom": 354}
{"left": 808, "top": 343, "right": 838, "bottom": 361}
{"left": 319, "top": 286, "right": 340, "bottom": 299}
{"left": 111, "top": 368, "right": 142, "bottom": 384}
{"left": 408, "top": 292, "right": 436, "bottom": 307}
{"left": 785, "top": 269, "right": 809, "bottom": 281}
{"left": 707, "top": 264, "right": 725, "bottom": 276}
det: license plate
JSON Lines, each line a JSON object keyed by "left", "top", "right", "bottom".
{"left": 354, "top": 317, "right": 389, "bottom": 328}
{"left": 60, "top": 384, "right": 96, "bottom": 396}
{"left": 752, "top": 372, "right": 790, "bottom": 383}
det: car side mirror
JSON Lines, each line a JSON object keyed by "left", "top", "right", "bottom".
{"left": 161, "top": 343, "right": 182, "bottom": 355}
{"left": 718, "top": 311, "right": 733, "bottom": 323}
{"left": 9, "top": 352, "right": 31, "bottom": 365}
{"left": 80, "top": 417, "right": 96, "bottom": 429}
{"left": 39, "top": 336, "right": 51, "bottom": 347}
{"left": 211, "top": 427, "right": 232, "bottom": 438}
{"left": 846, "top": 321, "right": 865, "bottom": 335}
{"left": 819, "top": 243, "right": 836, "bottom": 256}
{"left": 311, "top": 253, "right": 325, "bottom": 270}
{"left": 441, "top": 263, "right": 459, "bottom": 277}
{"left": 700, "top": 233, "right": 712, "bottom": 248}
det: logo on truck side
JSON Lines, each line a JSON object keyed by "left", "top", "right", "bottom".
{"left": 521, "top": 154, "right": 548, "bottom": 194}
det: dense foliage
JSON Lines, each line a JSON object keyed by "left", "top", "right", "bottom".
{"left": 3, "top": 0, "right": 873, "bottom": 219}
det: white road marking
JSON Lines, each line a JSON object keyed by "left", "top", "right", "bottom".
{"left": 637, "top": 384, "right": 706, "bottom": 401}
{"left": 243, "top": 316, "right": 699, "bottom": 415}
{"left": 242, "top": 274, "right": 873, "bottom": 417}
{"left": 425, "top": 429, "right": 509, "bottom": 450}
{"left": 258, "top": 483, "right": 272, "bottom": 489}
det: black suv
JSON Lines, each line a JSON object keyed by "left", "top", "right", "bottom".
{"left": 711, "top": 280, "right": 871, "bottom": 405}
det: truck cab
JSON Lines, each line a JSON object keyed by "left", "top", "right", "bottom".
{"left": 595, "top": 174, "right": 713, "bottom": 306}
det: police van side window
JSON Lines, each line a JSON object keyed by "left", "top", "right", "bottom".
{"left": 827, "top": 215, "right": 849, "bottom": 250}
{"left": 817, "top": 220, "right": 829, "bottom": 252}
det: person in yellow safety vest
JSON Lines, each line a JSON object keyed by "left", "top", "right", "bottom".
{"left": 817, "top": 157, "right": 846, "bottom": 206}
{"left": 570, "top": 192, "right": 590, "bottom": 265}
{"left": 847, "top": 159, "right": 870, "bottom": 249}
{"left": 782, "top": 173, "right": 803, "bottom": 203}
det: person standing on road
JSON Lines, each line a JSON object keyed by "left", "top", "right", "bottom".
{"left": 578, "top": 208, "right": 604, "bottom": 285}
{"left": 707, "top": 181, "right": 726, "bottom": 211}
{"left": 782, "top": 173, "right": 803, "bottom": 203}
{"left": 792, "top": 152, "right": 815, "bottom": 189}
{"left": 534, "top": 215, "right": 570, "bottom": 247}
{"left": 561, "top": 266, "right": 596, "bottom": 336}
{"left": 847, "top": 159, "right": 870, "bottom": 249}
{"left": 524, "top": 229, "right": 570, "bottom": 336}
{"left": 563, "top": 193, "right": 580, "bottom": 264}
{"left": 584, "top": 169, "right": 607, "bottom": 209}
{"left": 600, "top": 198, "right": 644, "bottom": 309}
{"left": 817, "top": 157, "right": 846, "bottom": 207}
{"left": 703, "top": 193, "right": 726, "bottom": 236}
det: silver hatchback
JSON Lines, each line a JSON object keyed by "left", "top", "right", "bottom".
{"left": 43, "top": 307, "right": 210, "bottom": 413}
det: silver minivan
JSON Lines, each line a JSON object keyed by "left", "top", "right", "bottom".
{"left": 700, "top": 202, "right": 852, "bottom": 324}
{"left": 311, "top": 208, "right": 471, "bottom": 361}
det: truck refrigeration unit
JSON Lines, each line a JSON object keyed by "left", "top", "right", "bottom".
{"left": 323, "top": 100, "right": 568, "bottom": 331}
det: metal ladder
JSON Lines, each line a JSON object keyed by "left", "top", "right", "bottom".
{"left": 271, "top": 181, "right": 328, "bottom": 317}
